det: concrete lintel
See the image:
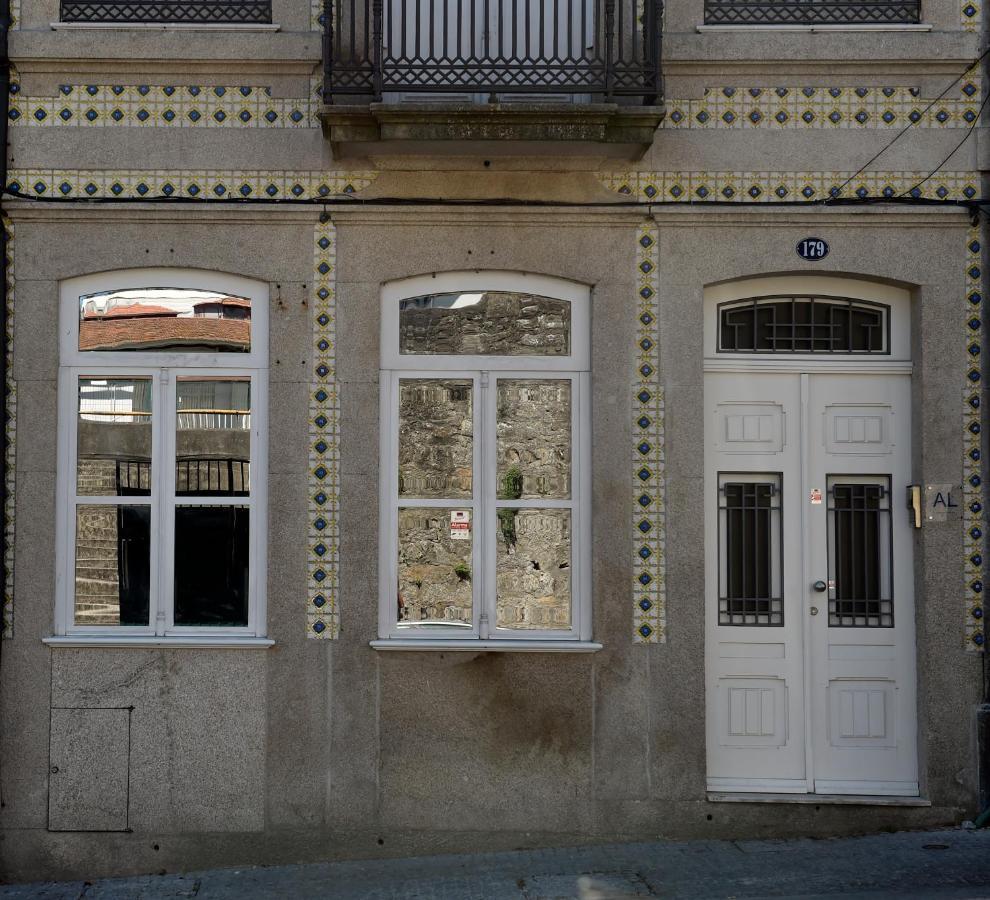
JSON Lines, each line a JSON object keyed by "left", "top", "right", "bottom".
{"left": 320, "top": 102, "right": 664, "bottom": 160}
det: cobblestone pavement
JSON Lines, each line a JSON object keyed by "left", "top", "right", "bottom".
{"left": 4, "top": 828, "right": 990, "bottom": 899}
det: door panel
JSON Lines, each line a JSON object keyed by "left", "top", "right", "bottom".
{"left": 706, "top": 371, "right": 917, "bottom": 795}
{"left": 705, "top": 373, "right": 807, "bottom": 790}
{"left": 807, "top": 375, "right": 917, "bottom": 794}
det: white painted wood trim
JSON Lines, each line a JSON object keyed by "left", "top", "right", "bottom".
{"left": 705, "top": 360, "right": 913, "bottom": 375}
{"left": 370, "top": 639, "right": 603, "bottom": 652}
{"left": 707, "top": 777, "right": 812, "bottom": 793}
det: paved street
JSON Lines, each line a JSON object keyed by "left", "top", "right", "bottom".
{"left": 3, "top": 828, "right": 990, "bottom": 899}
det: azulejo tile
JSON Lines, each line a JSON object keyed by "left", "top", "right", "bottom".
{"left": 662, "top": 81, "right": 980, "bottom": 131}
{"left": 2, "top": 216, "right": 13, "bottom": 639}
{"left": 6, "top": 170, "right": 377, "bottom": 200}
{"left": 633, "top": 222, "right": 665, "bottom": 644}
{"left": 308, "top": 219, "right": 340, "bottom": 640}
{"left": 964, "top": 223, "right": 984, "bottom": 650}
{"left": 9, "top": 81, "right": 319, "bottom": 130}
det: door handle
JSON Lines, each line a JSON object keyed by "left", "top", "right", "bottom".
{"left": 812, "top": 580, "right": 827, "bottom": 593}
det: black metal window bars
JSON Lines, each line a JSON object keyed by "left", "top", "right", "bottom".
{"left": 60, "top": 0, "right": 272, "bottom": 24}
{"left": 704, "top": 0, "right": 920, "bottom": 25}
{"left": 322, "top": 0, "right": 663, "bottom": 102}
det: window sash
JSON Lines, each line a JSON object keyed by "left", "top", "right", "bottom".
{"left": 380, "top": 369, "right": 589, "bottom": 641}
{"left": 58, "top": 365, "right": 267, "bottom": 637}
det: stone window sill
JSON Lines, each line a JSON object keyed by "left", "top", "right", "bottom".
{"left": 371, "top": 639, "right": 603, "bottom": 652}
{"left": 43, "top": 635, "right": 275, "bottom": 649}
{"left": 707, "top": 792, "right": 931, "bottom": 807}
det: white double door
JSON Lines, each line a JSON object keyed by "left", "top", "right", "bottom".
{"left": 705, "top": 371, "right": 918, "bottom": 795}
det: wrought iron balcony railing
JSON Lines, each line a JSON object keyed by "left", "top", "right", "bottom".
{"left": 60, "top": 0, "right": 272, "bottom": 24}
{"left": 704, "top": 0, "right": 920, "bottom": 25}
{"left": 322, "top": 0, "right": 663, "bottom": 103}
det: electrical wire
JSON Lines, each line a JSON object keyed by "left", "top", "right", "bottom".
{"left": 899, "top": 88, "right": 990, "bottom": 197}
{"left": 828, "top": 43, "right": 990, "bottom": 202}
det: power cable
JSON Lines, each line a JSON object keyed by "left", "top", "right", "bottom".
{"left": 899, "top": 88, "right": 990, "bottom": 197}
{"left": 828, "top": 43, "right": 990, "bottom": 202}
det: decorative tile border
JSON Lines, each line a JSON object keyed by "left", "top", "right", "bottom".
{"left": 662, "top": 82, "right": 981, "bottom": 130}
{"left": 6, "top": 169, "right": 377, "bottom": 200}
{"left": 963, "top": 0, "right": 981, "bottom": 29}
{"left": 633, "top": 222, "right": 665, "bottom": 643}
{"left": 964, "top": 223, "right": 984, "bottom": 650}
{"left": 599, "top": 170, "right": 979, "bottom": 202}
{"left": 9, "top": 81, "right": 318, "bottom": 129}
{"left": 308, "top": 218, "right": 340, "bottom": 639}
{"left": 2, "top": 217, "right": 14, "bottom": 639}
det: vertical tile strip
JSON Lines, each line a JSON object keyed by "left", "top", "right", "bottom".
{"left": 308, "top": 218, "right": 340, "bottom": 639}
{"left": 964, "top": 223, "right": 984, "bottom": 649}
{"left": 2, "top": 216, "right": 14, "bottom": 638}
{"left": 633, "top": 221, "right": 665, "bottom": 643}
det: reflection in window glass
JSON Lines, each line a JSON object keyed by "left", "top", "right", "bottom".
{"left": 398, "top": 380, "right": 472, "bottom": 498}
{"left": 74, "top": 504, "right": 151, "bottom": 626}
{"left": 399, "top": 291, "right": 570, "bottom": 356}
{"left": 174, "top": 506, "right": 249, "bottom": 626}
{"left": 397, "top": 508, "right": 473, "bottom": 627}
{"left": 176, "top": 378, "right": 251, "bottom": 495}
{"left": 79, "top": 288, "right": 251, "bottom": 353}
{"left": 77, "top": 377, "right": 152, "bottom": 497}
{"left": 497, "top": 379, "right": 571, "bottom": 500}
{"left": 495, "top": 509, "right": 571, "bottom": 630}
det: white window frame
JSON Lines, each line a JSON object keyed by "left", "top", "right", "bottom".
{"left": 374, "top": 271, "right": 598, "bottom": 652}
{"left": 48, "top": 269, "right": 270, "bottom": 648}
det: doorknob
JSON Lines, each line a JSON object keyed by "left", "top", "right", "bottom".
{"left": 810, "top": 606, "right": 819, "bottom": 616}
{"left": 812, "top": 580, "right": 827, "bottom": 592}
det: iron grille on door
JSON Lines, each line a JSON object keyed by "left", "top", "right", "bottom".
{"left": 323, "top": 0, "right": 663, "bottom": 101}
{"left": 827, "top": 476, "right": 894, "bottom": 627}
{"left": 704, "top": 0, "right": 919, "bottom": 24}
{"left": 718, "top": 473, "right": 783, "bottom": 626}
{"left": 718, "top": 297, "right": 889, "bottom": 354}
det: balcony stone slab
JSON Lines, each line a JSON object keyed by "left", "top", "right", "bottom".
{"left": 320, "top": 102, "right": 665, "bottom": 160}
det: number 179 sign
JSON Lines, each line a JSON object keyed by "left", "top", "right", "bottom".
{"left": 796, "top": 237, "right": 830, "bottom": 260}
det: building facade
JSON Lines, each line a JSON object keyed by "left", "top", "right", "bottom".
{"left": 0, "top": 0, "right": 987, "bottom": 882}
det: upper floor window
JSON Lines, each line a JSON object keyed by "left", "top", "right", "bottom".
{"left": 55, "top": 270, "right": 268, "bottom": 643}
{"left": 703, "top": 0, "right": 920, "bottom": 25}
{"left": 377, "top": 272, "right": 595, "bottom": 649}
{"left": 59, "top": 0, "right": 272, "bottom": 25}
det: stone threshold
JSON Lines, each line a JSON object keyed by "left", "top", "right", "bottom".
{"left": 708, "top": 792, "right": 932, "bottom": 807}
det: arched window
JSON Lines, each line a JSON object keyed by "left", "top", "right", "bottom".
{"left": 51, "top": 269, "right": 269, "bottom": 646}
{"left": 376, "top": 272, "right": 596, "bottom": 650}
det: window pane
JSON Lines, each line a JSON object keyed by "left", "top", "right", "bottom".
{"left": 174, "top": 506, "right": 249, "bottom": 626}
{"left": 497, "top": 379, "right": 571, "bottom": 500}
{"left": 74, "top": 504, "right": 150, "bottom": 626}
{"left": 176, "top": 378, "right": 251, "bottom": 496}
{"left": 399, "top": 291, "right": 570, "bottom": 356}
{"left": 718, "top": 475, "right": 783, "bottom": 626}
{"left": 495, "top": 508, "right": 571, "bottom": 630}
{"left": 398, "top": 379, "right": 472, "bottom": 499}
{"left": 77, "top": 377, "right": 152, "bottom": 497}
{"left": 397, "top": 507, "right": 473, "bottom": 627}
{"left": 827, "top": 478, "right": 893, "bottom": 628}
{"left": 79, "top": 288, "right": 251, "bottom": 352}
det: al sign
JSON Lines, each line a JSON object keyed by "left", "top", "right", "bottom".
{"left": 796, "top": 237, "right": 829, "bottom": 260}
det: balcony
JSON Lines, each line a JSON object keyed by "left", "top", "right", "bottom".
{"left": 320, "top": 0, "right": 665, "bottom": 158}
{"left": 703, "top": 0, "right": 920, "bottom": 25}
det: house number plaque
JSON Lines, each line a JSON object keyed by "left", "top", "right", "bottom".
{"left": 796, "top": 238, "right": 830, "bottom": 260}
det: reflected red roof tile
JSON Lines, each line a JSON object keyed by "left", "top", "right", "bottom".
{"left": 84, "top": 303, "right": 180, "bottom": 319}
{"left": 79, "top": 317, "right": 250, "bottom": 351}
